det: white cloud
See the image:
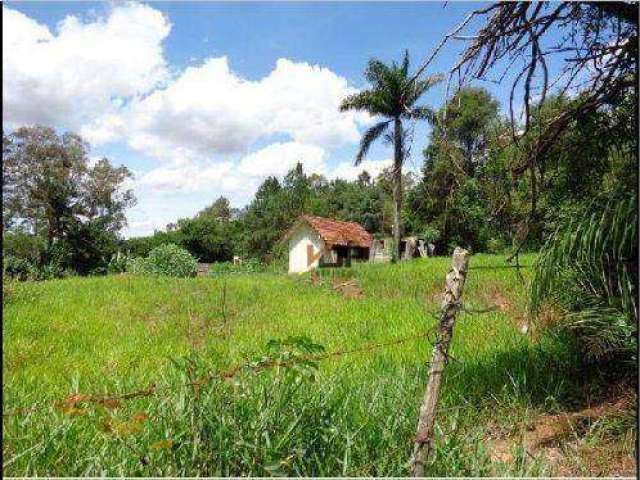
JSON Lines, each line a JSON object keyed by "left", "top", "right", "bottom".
{"left": 3, "top": 4, "right": 170, "bottom": 130}
{"left": 329, "top": 159, "right": 392, "bottom": 181}
{"left": 4, "top": 4, "right": 389, "bottom": 238}
{"left": 238, "top": 142, "right": 326, "bottom": 178}
{"left": 83, "top": 56, "right": 370, "bottom": 160}
{"left": 139, "top": 161, "right": 237, "bottom": 192}
{"left": 4, "top": 4, "right": 371, "bottom": 167}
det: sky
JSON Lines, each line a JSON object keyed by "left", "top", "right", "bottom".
{"left": 4, "top": 1, "right": 537, "bottom": 238}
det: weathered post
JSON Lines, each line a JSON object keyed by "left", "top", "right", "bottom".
{"left": 410, "top": 247, "right": 471, "bottom": 476}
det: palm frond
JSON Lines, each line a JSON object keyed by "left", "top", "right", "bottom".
{"left": 356, "top": 121, "right": 390, "bottom": 165}
{"left": 530, "top": 191, "right": 638, "bottom": 362}
{"left": 339, "top": 91, "right": 391, "bottom": 116}
{"left": 407, "top": 74, "right": 445, "bottom": 105}
{"left": 400, "top": 49, "right": 410, "bottom": 77}
{"left": 364, "top": 60, "right": 394, "bottom": 88}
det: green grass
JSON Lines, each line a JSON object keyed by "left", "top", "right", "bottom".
{"left": 2, "top": 254, "right": 628, "bottom": 475}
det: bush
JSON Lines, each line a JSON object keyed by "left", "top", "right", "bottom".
{"left": 107, "top": 251, "right": 129, "bottom": 274}
{"left": 39, "top": 262, "right": 69, "bottom": 280}
{"left": 422, "top": 226, "right": 440, "bottom": 244}
{"left": 3, "top": 255, "right": 37, "bottom": 281}
{"left": 127, "top": 244, "right": 197, "bottom": 277}
{"left": 125, "top": 256, "right": 148, "bottom": 275}
{"left": 530, "top": 193, "right": 637, "bottom": 365}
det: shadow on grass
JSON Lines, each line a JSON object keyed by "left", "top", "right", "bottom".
{"left": 439, "top": 333, "right": 635, "bottom": 414}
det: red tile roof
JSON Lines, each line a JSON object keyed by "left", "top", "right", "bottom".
{"left": 291, "top": 215, "right": 373, "bottom": 248}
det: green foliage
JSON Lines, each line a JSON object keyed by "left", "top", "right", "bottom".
{"left": 177, "top": 216, "right": 236, "bottom": 263}
{"left": 125, "top": 256, "right": 149, "bottom": 276}
{"left": 2, "top": 126, "right": 135, "bottom": 277}
{"left": 107, "top": 251, "right": 130, "bottom": 274}
{"left": 3, "top": 255, "right": 38, "bottom": 281}
{"left": 127, "top": 244, "right": 197, "bottom": 278}
{"left": 487, "top": 237, "right": 507, "bottom": 254}
{"left": 125, "top": 197, "right": 239, "bottom": 263}
{"left": 408, "top": 87, "right": 505, "bottom": 253}
{"left": 125, "top": 230, "right": 184, "bottom": 258}
{"left": 530, "top": 192, "right": 637, "bottom": 364}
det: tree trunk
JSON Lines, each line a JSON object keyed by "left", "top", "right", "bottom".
{"left": 393, "top": 117, "right": 403, "bottom": 262}
{"left": 410, "top": 247, "right": 471, "bottom": 476}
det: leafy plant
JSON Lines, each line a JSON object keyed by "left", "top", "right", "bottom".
{"left": 487, "top": 237, "right": 506, "bottom": 254}
{"left": 107, "top": 251, "right": 130, "bottom": 274}
{"left": 3, "top": 255, "right": 38, "bottom": 281}
{"left": 127, "top": 244, "right": 197, "bottom": 278}
{"left": 209, "top": 258, "right": 269, "bottom": 275}
{"left": 530, "top": 193, "right": 637, "bottom": 364}
{"left": 422, "top": 226, "right": 440, "bottom": 244}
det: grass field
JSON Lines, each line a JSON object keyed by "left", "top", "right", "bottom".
{"left": 3, "top": 254, "right": 635, "bottom": 476}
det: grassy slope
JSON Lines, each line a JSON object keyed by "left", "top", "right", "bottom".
{"left": 3, "top": 254, "right": 634, "bottom": 475}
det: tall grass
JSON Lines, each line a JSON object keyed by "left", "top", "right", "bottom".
{"left": 2, "top": 254, "right": 620, "bottom": 476}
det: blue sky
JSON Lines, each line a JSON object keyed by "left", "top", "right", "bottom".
{"left": 4, "top": 1, "right": 539, "bottom": 237}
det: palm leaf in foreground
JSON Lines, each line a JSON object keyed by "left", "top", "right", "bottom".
{"left": 530, "top": 192, "right": 638, "bottom": 362}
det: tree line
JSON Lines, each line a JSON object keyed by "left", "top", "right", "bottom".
{"left": 4, "top": 78, "right": 635, "bottom": 278}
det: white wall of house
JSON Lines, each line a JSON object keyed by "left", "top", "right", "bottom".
{"left": 288, "top": 224, "right": 325, "bottom": 274}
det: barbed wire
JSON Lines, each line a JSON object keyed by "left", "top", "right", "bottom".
{"left": 4, "top": 263, "right": 514, "bottom": 419}
{"left": 3, "top": 325, "right": 443, "bottom": 419}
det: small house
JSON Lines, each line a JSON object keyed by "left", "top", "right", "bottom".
{"left": 283, "top": 215, "right": 373, "bottom": 274}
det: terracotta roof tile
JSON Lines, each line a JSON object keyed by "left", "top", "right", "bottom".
{"left": 299, "top": 215, "right": 373, "bottom": 248}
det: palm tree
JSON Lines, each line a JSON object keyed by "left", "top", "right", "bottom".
{"left": 340, "top": 51, "right": 442, "bottom": 261}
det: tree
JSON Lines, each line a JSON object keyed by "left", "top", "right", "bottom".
{"left": 435, "top": 87, "right": 498, "bottom": 176}
{"left": 407, "top": 87, "right": 501, "bottom": 253}
{"left": 198, "top": 196, "right": 231, "bottom": 221}
{"left": 340, "top": 51, "right": 442, "bottom": 260}
{"left": 417, "top": 2, "right": 637, "bottom": 257}
{"left": 3, "top": 125, "right": 135, "bottom": 274}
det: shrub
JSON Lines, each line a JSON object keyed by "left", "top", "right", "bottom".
{"left": 125, "top": 256, "right": 148, "bottom": 275}
{"left": 530, "top": 193, "right": 637, "bottom": 365}
{"left": 3, "top": 255, "right": 37, "bottom": 281}
{"left": 127, "top": 244, "right": 197, "bottom": 277}
{"left": 39, "top": 262, "right": 68, "bottom": 280}
{"left": 422, "top": 226, "right": 440, "bottom": 244}
{"left": 107, "top": 251, "right": 129, "bottom": 274}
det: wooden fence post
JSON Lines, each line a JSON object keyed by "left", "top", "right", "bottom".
{"left": 410, "top": 246, "right": 471, "bottom": 476}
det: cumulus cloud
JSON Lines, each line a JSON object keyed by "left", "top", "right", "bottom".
{"left": 3, "top": 4, "right": 170, "bottom": 130}
{"left": 139, "top": 161, "right": 237, "bottom": 192}
{"left": 4, "top": 4, "right": 370, "bottom": 165}
{"left": 137, "top": 141, "right": 390, "bottom": 197}
{"left": 238, "top": 142, "right": 326, "bottom": 178}
{"left": 100, "top": 56, "right": 371, "bottom": 162}
{"left": 4, "top": 4, "right": 387, "bottom": 237}
{"left": 329, "top": 159, "right": 392, "bottom": 181}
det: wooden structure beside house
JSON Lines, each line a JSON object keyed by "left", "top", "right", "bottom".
{"left": 283, "top": 215, "right": 373, "bottom": 274}
{"left": 370, "top": 236, "right": 432, "bottom": 262}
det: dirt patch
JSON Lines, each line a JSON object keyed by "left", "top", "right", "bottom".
{"left": 486, "top": 388, "right": 636, "bottom": 475}
{"left": 331, "top": 277, "right": 364, "bottom": 299}
{"left": 490, "top": 289, "right": 511, "bottom": 312}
